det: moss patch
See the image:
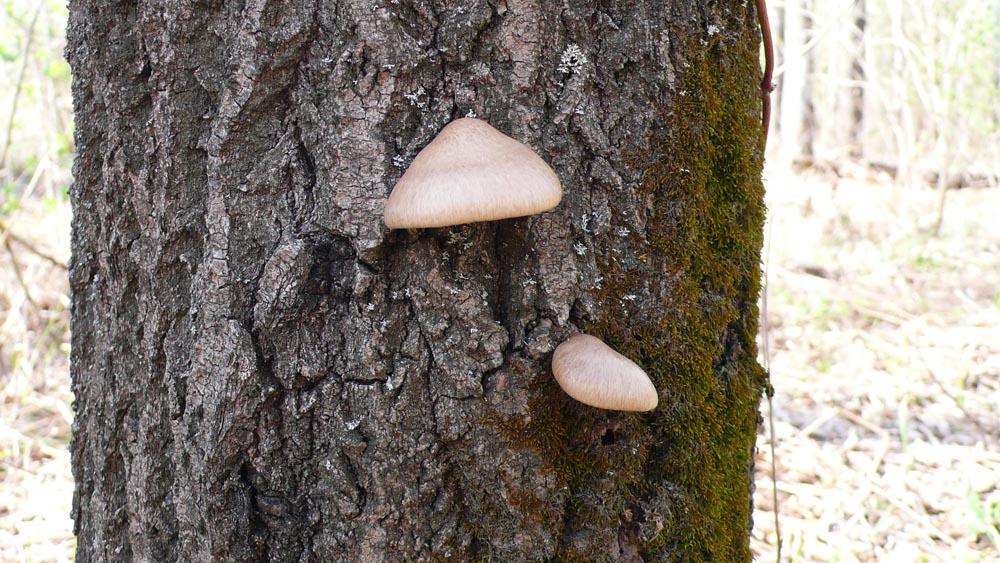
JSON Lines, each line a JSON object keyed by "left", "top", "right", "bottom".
{"left": 481, "top": 17, "right": 768, "bottom": 562}
{"left": 614, "top": 26, "right": 769, "bottom": 561}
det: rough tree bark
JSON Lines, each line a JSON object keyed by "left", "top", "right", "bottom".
{"left": 68, "top": 1, "right": 767, "bottom": 560}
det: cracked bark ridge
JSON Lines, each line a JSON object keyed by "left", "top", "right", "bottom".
{"left": 68, "top": 0, "right": 766, "bottom": 560}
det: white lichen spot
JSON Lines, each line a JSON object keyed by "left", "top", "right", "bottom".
{"left": 523, "top": 278, "right": 537, "bottom": 287}
{"left": 449, "top": 287, "right": 460, "bottom": 296}
{"left": 392, "top": 154, "right": 407, "bottom": 168}
{"left": 346, "top": 419, "right": 360, "bottom": 430}
{"left": 707, "top": 24, "right": 720, "bottom": 36}
{"left": 573, "top": 242, "right": 587, "bottom": 256}
{"left": 470, "top": 327, "right": 478, "bottom": 335}
{"left": 382, "top": 63, "right": 396, "bottom": 70}
{"left": 616, "top": 226, "right": 630, "bottom": 237}
{"left": 404, "top": 87, "right": 427, "bottom": 109}
{"left": 364, "top": 302, "right": 376, "bottom": 312}
{"left": 465, "top": 109, "right": 478, "bottom": 118}
{"left": 623, "top": 294, "right": 637, "bottom": 302}
{"left": 558, "top": 44, "right": 588, "bottom": 75}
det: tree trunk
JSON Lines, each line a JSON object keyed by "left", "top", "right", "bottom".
{"left": 800, "top": 0, "right": 816, "bottom": 161}
{"left": 67, "top": 1, "right": 767, "bottom": 560}
{"left": 778, "top": 0, "right": 808, "bottom": 161}
{"left": 848, "top": 0, "right": 866, "bottom": 159}
{"left": 770, "top": 0, "right": 784, "bottom": 141}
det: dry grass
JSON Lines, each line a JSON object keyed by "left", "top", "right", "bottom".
{"left": 0, "top": 197, "right": 73, "bottom": 562}
{"left": 753, "top": 163, "right": 1000, "bottom": 562}
{"left": 0, "top": 167, "right": 997, "bottom": 562}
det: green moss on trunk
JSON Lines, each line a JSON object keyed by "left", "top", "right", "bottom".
{"left": 483, "top": 12, "right": 767, "bottom": 561}
{"left": 618, "top": 26, "right": 768, "bottom": 560}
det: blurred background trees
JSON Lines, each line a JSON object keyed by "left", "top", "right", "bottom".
{"left": 770, "top": 0, "right": 1000, "bottom": 236}
{"left": 0, "top": 0, "right": 72, "bottom": 199}
{"left": 771, "top": 0, "right": 1000, "bottom": 189}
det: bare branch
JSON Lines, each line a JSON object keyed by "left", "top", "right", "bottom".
{"left": 0, "top": 2, "right": 44, "bottom": 175}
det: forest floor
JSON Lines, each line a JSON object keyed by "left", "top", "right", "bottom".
{"left": 0, "top": 196, "right": 74, "bottom": 562}
{"left": 751, "top": 164, "right": 1000, "bottom": 562}
{"left": 0, "top": 164, "right": 997, "bottom": 561}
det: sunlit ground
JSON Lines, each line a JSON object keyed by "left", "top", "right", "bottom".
{"left": 0, "top": 197, "right": 74, "bottom": 562}
{"left": 752, "top": 163, "right": 1000, "bottom": 562}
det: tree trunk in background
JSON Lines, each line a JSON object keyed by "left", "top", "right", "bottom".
{"left": 67, "top": 1, "right": 767, "bottom": 560}
{"left": 848, "top": 0, "right": 866, "bottom": 159}
{"left": 800, "top": 0, "right": 816, "bottom": 161}
{"left": 815, "top": 0, "right": 863, "bottom": 164}
{"left": 779, "top": 0, "right": 808, "bottom": 161}
{"left": 771, "top": 2, "right": 784, "bottom": 142}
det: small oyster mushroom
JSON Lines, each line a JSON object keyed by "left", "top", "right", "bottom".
{"left": 383, "top": 117, "right": 562, "bottom": 229}
{"left": 551, "top": 334, "right": 658, "bottom": 412}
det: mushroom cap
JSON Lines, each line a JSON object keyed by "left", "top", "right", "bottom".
{"left": 384, "top": 118, "right": 562, "bottom": 229}
{"left": 551, "top": 334, "right": 658, "bottom": 412}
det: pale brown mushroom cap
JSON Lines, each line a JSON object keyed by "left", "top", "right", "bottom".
{"left": 551, "top": 334, "right": 658, "bottom": 412}
{"left": 384, "top": 118, "right": 562, "bottom": 229}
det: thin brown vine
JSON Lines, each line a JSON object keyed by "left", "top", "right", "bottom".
{"left": 755, "top": 0, "right": 775, "bottom": 147}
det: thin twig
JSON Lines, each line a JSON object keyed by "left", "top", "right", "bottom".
{"left": 761, "top": 208, "right": 782, "bottom": 561}
{"left": 755, "top": 0, "right": 775, "bottom": 146}
{"left": 4, "top": 239, "right": 40, "bottom": 314}
{"left": 854, "top": 469, "right": 957, "bottom": 547}
{"left": 915, "top": 350, "right": 991, "bottom": 441}
{"left": 5, "top": 230, "right": 67, "bottom": 270}
{"left": 0, "top": 2, "right": 44, "bottom": 174}
{"left": 837, "top": 407, "right": 889, "bottom": 437}
{"left": 0, "top": 216, "right": 66, "bottom": 269}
